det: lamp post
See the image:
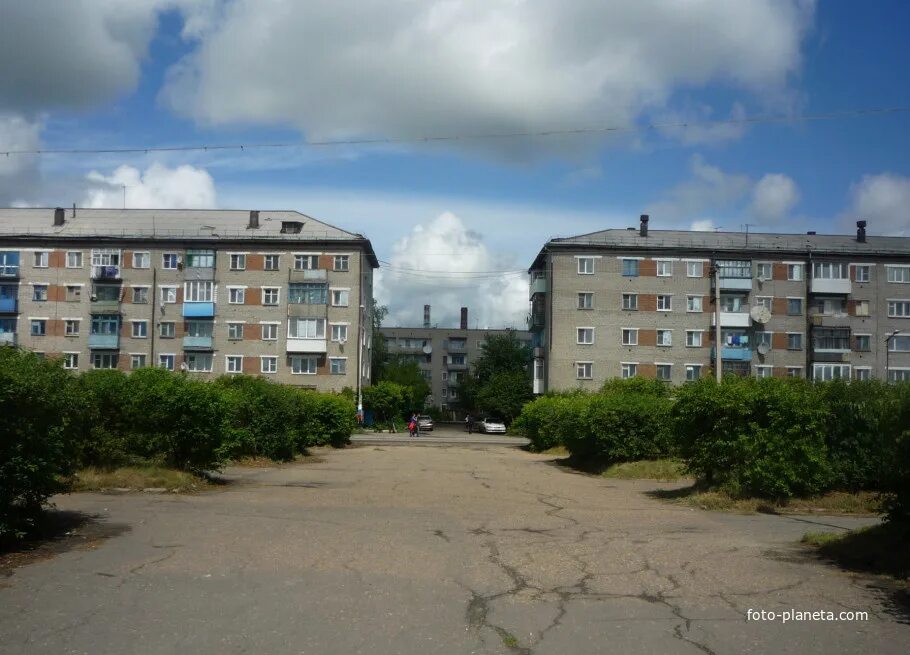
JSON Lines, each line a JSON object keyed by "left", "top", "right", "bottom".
{"left": 885, "top": 329, "right": 902, "bottom": 382}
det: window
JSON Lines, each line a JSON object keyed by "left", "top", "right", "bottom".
{"left": 656, "top": 260, "right": 673, "bottom": 277}
{"left": 294, "top": 254, "right": 319, "bottom": 270}
{"left": 813, "top": 363, "right": 850, "bottom": 381}
{"left": 228, "top": 287, "right": 245, "bottom": 304}
{"left": 131, "top": 354, "right": 146, "bottom": 369}
{"left": 331, "top": 324, "right": 348, "bottom": 342}
{"left": 577, "top": 257, "right": 594, "bottom": 274}
{"left": 854, "top": 265, "right": 870, "bottom": 283}
{"left": 92, "top": 284, "right": 119, "bottom": 301}
{"left": 854, "top": 300, "right": 870, "bottom": 316}
{"left": 186, "top": 320, "right": 213, "bottom": 338}
{"left": 787, "top": 333, "right": 803, "bottom": 350}
{"left": 32, "top": 284, "right": 48, "bottom": 301}
{"left": 264, "top": 255, "right": 280, "bottom": 271}
{"left": 855, "top": 335, "right": 871, "bottom": 352}
{"left": 291, "top": 355, "right": 318, "bottom": 374}
{"left": 621, "top": 329, "right": 638, "bottom": 346}
{"left": 91, "top": 249, "right": 120, "bottom": 268}
{"left": 720, "top": 295, "right": 745, "bottom": 312}
{"left": 621, "top": 363, "right": 637, "bottom": 379}
{"left": 289, "top": 318, "right": 326, "bottom": 339}
{"left": 160, "top": 286, "right": 177, "bottom": 304}
{"left": 442, "top": 371, "right": 449, "bottom": 381}
{"left": 811, "top": 297, "right": 847, "bottom": 316}
{"left": 686, "top": 331, "right": 703, "bottom": 347}
{"left": 449, "top": 353, "right": 466, "bottom": 366}
{"left": 441, "top": 388, "right": 447, "bottom": 398}
{"left": 159, "top": 354, "right": 175, "bottom": 370}
{"left": 132, "top": 252, "right": 150, "bottom": 269}
{"left": 289, "top": 283, "right": 327, "bottom": 304}
{"left": 887, "top": 300, "right": 910, "bottom": 318}
{"left": 889, "top": 335, "right": 910, "bottom": 352}
{"left": 621, "top": 259, "right": 639, "bottom": 277}
{"left": 887, "top": 266, "right": 910, "bottom": 283}
{"left": 756, "top": 263, "right": 772, "bottom": 280}
{"left": 686, "top": 296, "right": 703, "bottom": 312}
{"left": 92, "top": 352, "right": 118, "bottom": 369}
{"left": 184, "top": 281, "right": 214, "bottom": 302}
{"left": 755, "top": 366, "right": 773, "bottom": 379}
{"left": 787, "top": 264, "right": 804, "bottom": 281}
{"left": 656, "top": 330, "right": 672, "bottom": 346}
{"left": 159, "top": 322, "right": 175, "bottom": 338}
{"left": 226, "top": 356, "right": 243, "bottom": 373}
{"left": 622, "top": 293, "right": 638, "bottom": 310}
{"left": 685, "top": 365, "right": 701, "bottom": 381}
{"left": 65, "top": 285, "right": 81, "bottom": 301}
{"left": 787, "top": 298, "right": 803, "bottom": 315}
{"left": 577, "top": 292, "right": 593, "bottom": 309}
{"left": 186, "top": 249, "right": 215, "bottom": 268}
{"left": 813, "top": 262, "right": 849, "bottom": 280}
{"left": 686, "top": 261, "right": 704, "bottom": 277}
{"left": 450, "top": 389, "right": 458, "bottom": 400}
{"left": 229, "top": 254, "right": 246, "bottom": 271}
{"left": 755, "top": 297, "right": 772, "bottom": 311}
{"left": 576, "top": 362, "right": 593, "bottom": 379}
{"left": 30, "top": 319, "right": 46, "bottom": 336}
{"left": 262, "top": 287, "right": 280, "bottom": 305}
{"left": 261, "top": 356, "right": 278, "bottom": 374}
{"left": 755, "top": 332, "right": 772, "bottom": 350}
{"left": 66, "top": 251, "right": 83, "bottom": 268}
{"left": 33, "top": 251, "right": 49, "bottom": 268}
{"left": 89, "top": 315, "right": 117, "bottom": 335}
{"left": 162, "top": 253, "right": 178, "bottom": 269}
{"left": 854, "top": 368, "right": 871, "bottom": 381}
{"left": 334, "top": 255, "right": 349, "bottom": 271}
{"left": 577, "top": 328, "right": 594, "bottom": 344}
{"left": 657, "top": 295, "right": 672, "bottom": 311}
{"left": 185, "top": 353, "right": 213, "bottom": 372}
{"left": 716, "top": 260, "right": 750, "bottom": 278}
{"left": 64, "top": 319, "right": 80, "bottom": 336}
{"left": 656, "top": 364, "right": 672, "bottom": 381}
{"left": 132, "top": 287, "right": 149, "bottom": 304}
{"left": 0, "top": 252, "right": 20, "bottom": 278}
{"left": 261, "top": 323, "right": 278, "bottom": 340}
{"left": 331, "top": 289, "right": 350, "bottom": 306}
{"left": 131, "top": 321, "right": 147, "bottom": 338}
{"left": 228, "top": 323, "right": 244, "bottom": 340}
{"left": 786, "top": 367, "right": 803, "bottom": 378}
{"left": 330, "top": 358, "right": 347, "bottom": 375}
{"left": 63, "top": 353, "right": 78, "bottom": 370}
{"left": 889, "top": 369, "right": 910, "bottom": 383}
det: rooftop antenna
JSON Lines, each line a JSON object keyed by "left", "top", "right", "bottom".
{"left": 742, "top": 223, "right": 755, "bottom": 247}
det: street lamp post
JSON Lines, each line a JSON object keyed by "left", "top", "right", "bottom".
{"left": 885, "top": 329, "right": 902, "bottom": 382}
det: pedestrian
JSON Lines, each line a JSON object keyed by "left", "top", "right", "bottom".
{"left": 465, "top": 414, "right": 473, "bottom": 434}
{"left": 409, "top": 413, "right": 419, "bottom": 438}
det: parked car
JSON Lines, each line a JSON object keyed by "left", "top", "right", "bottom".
{"left": 476, "top": 418, "right": 506, "bottom": 434}
{"left": 417, "top": 415, "right": 434, "bottom": 431}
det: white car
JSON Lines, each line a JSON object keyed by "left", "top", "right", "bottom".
{"left": 477, "top": 418, "right": 506, "bottom": 434}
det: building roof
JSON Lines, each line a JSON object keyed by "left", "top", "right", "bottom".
{"left": 0, "top": 207, "right": 378, "bottom": 266}
{"left": 530, "top": 226, "right": 910, "bottom": 270}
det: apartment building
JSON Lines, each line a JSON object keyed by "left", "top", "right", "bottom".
{"left": 379, "top": 307, "right": 531, "bottom": 410}
{"left": 528, "top": 216, "right": 910, "bottom": 391}
{"left": 0, "top": 207, "right": 377, "bottom": 393}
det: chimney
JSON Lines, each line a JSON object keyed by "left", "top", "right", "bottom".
{"left": 639, "top": 214, "right": 649, "bottom": 237}
{"left": 460, "top": 307, "right": 468, "bottom": 330}
{"left": 248, "top": 210, "right": 260, "bottom": 229}
{"left": 53, "top": 207, "right": 65, "bottom": 227}
{"left": 856, "top": 220, "right": 867, "bottom": 243}
{"left": 72, "top": 203, "right": 76, "bottom": 218}
{"left": 423, "top": 304, "right": 431, "bottom": 328}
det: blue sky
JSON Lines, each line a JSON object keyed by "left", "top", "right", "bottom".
{"left": 1, "top": 1, "right": 909, "bottom": 327}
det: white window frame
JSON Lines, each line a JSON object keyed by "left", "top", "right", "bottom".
{"left": 576, "top": 361, "right": 593, "bottom": 380}
{"left": 162, "top": 253, "right": 179, "bottom": 270}
{"left": 132, "top": 286, "right": 150, "bottom": 304}
{"left": 226, "top": 355, "right": 244, "bottom": 374}
{"left": 331, "top": 288, "right": 350, "bottom": 307}
{"left": 854, "top": 367, "right": 872, "bottom": 381}
{"left": 686, "top": 295, "right": 703, "bottom": 312}
{"left": 621, "top": 362, "right": 638, "bottom": 379}
{"left": 229, "top": 253, "right": 247, "bottom": 271}
{"left": 263, "top": 254, "right": 280, "bottom": 271}
{"left": 159, "top": 322, "right": 176, "bottom": 338}
{"left": 130, "top": 354, "right": 147, "bottom": 370}
{"left": 685, "top": 364, "right": 702, "bottom": 381}
{"left": 32, "top": 284, "right": 48, "bottom": 301}
{"left": 291, "top": 355, "right": 318, "bottom": 375}
{"left": 854, "top": 333, "right": 872, "bottom": 352}
{"left": 227, "top": 322, "right": 245, "bottom": 340}
{"left": 755, "top": 365, "right": 773, "bottom": 379}
{"left": 854, "top": 265, "right": 870, "bottom": 283}
{"left": 159, "top": 285, "right": 178, "bottom": 304}
{"left": 656, "top": 260, "right": 673, "bottom": 277}
{"left": 621, "top": 328, "right": 638, "bottom": 346}
{"left": 228, "top": 286, "right": 246, "bottom": 304}
{"left": 655, "top": 363, "right": 672, "bottom": 381}
{"left": 288, "top": 317, "right": 326, "bottom": 340}
{"left": 333, "top": 255, "right": 350, "bottom": 272}
{"left": 158, "top": 354, "right": 175, "bottom": 370}
{"left": 787, "top": 297, "right": 803, "bottom": 315}
{"left": 331, "top": 324, "right": 349, "bottom": 342}
{"left": 887, "top": 300, "right": 910, "bottom": 318}
{"left": 888, "top": 335, "right": 910, "bottom": 352}
{"left": 261, "top": 356, "right": 278, "bottom": 374}
{"left": 577, "top": 257, "right": 595, "bottom": 275}
{"left": 184, "top": 281, "right": 215, "bottom": 303}
{"left": 294, "top": 254, "right": 320, "bottom": 271}
{"left": 33, "top": 251, "right": 49, "bottom": 268}
{"left": 755, "top": 296, "right": 773, "bottom": 311}
{"left": 261, "top": 322, "right": 279, "bottom": 341}
{"left": 657, "top": 295, "right": 672, "bottom": 311}
{"left": 787, "top": 263, "right": 804, "bottom": 281}
{"left": 886, "top": 265, "right": 910, "bottom": 283}
{"left": 64, "top": 318, "right": 81, "bottom": 336}
{"left": 131, "top": 321, "right": 148, "bottom": 338}
{"left": 577, "top": 292, "right": 594, "bottom": 310}
{"left": 622, "top": 293, "right": 638, "bottom": 311}
{"left": 577, "top": 327, "right": 594, "bottom": 345}
{"left": 63, "top": 352, "right": 79, "bottom": 370}
{"left": 132, "top": 252, "right": 150, "bottom": 269}
{"left": 685, "top": 260, "right": 704, "bottom": 278}
{"left": 756, "top": 262, "right": 772, "bottom": 280}
{"left": 787, "top": 332, "right": 803, "bottom": 350}
{"left": 92, "top": 352, "right": 118, "bottom": 370}
{"left": 66, "top": 251, "right": 83, "bottom": 268}
{"left": 686, "top": 330, "right": 703, "bottom": 347}
{"left": 813, "top": 262, "right": 849, "bottom": 280}
{"left": 656, "top": 329, "right": 672, "bottom": 347}
{"left": 262, "top": 287, "right": 280, "bottom": 306}
{"left": 812, "top": 363, "right": 851, "bottom": 381}
{"left": 329, "top": 357, "right": 347, "bottom": 375}
{"left": 185, "top": 352, "right": 214, "bottom": 373}
{"left": 786, "top": 366, "right": 803, "bottom": 378}
{"left": 888, "top": 368, "right": 910, "bottom": 383}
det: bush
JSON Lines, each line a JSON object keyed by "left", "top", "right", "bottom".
{"left": 673, "top": 377, "right": 830, "bottom": 498}
{"left": 513, "top": 393, "right": 587, "bottom": 451}
{"left": 362, "top": 381, "right": 407, "bottom": 429}
{"left": 567, "top": 392, "right": 672, "bottom": 462}
{"left": 215, "top": 376, "right": 298, "bottom": 461}
{"left": 600, "top": 376, "right": 670, "bottom": 398}
{"left": 0, "top": 347, "right": 83, "bottom": 542}
{"left": 75, "top": 369, "right": 134, "bottom": 467}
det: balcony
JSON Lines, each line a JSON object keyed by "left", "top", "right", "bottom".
{"left": 0, "top": 332, "right": 16, "bottom": 346}
{"left": 811, "top": 328, "right": 851, "bottom": 354}
{"left": 91, "top": 265, "right": 121, "bottom": 280}
{"left": 719, "top": 277, "right": 753, "bottom": 291}
{"left": 447, "top": 361, "right": 468, "bottom": 371}
{"left": 529, "top": 311, "right": 545, "bottom": 330}
{"left": 446, "top": 341, "right": 467, "bottom": 353}
{"left": 810, "top": 278, "right": 851, "bottom": 295}
{"left": 182, "top": 302, "right": 215, "bottom": 318}
{"left": 712, "top": 347, "right": 753, "bottom": 362}
{"left": 184, "top": 266, "right": 215, "bottom": 281}
{"left": 91, "top": 299, "right": 121, "bottom": 314}
{"left": 287, "top": 338, "right": 327, "bottom": 354}
{"left": 711, "top": 312, "right": 752, "bottom": 328}
{"left": 0, "top": 297, "right": 17, "bottom": 313}
{"left": 183, "top": 336, "right": 214, "bottom": 350}
{"left": 288, "top": 303, "right": 327, "bottom": 318}
{"left": 529, "top": 275, "right": 547, "bottom": 298}
{"left": 88, "top": 334, "right": 119, "bottom": 349}
{"left": 289, "top": 268, "right": 328, "bottom": 282}
{"left": 396, "top": 344, "right": 427, "bottom": 354}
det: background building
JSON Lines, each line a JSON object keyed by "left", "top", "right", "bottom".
{"left": 380, "top": 306, "right": 531, "bottom": 411}
{"left": 529, "top": 216, "right": 910, "bottom": 391}
{"left": 0, "top": 207, "right": 377, "bottom": 393}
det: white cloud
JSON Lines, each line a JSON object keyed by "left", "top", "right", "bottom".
{"left": 375, "top": 212, "right": 529, "bottom": 330}
{"left": 0, "top": 113, "right": 43, "bottom": 204}
{"left": 751, "top": 173, "right": 800, "bottom": 222}
{"left": 83, "top": 163, "right": 216, "bottom": 209}
{"left": 690, "top": 219, "right": 716, "bottom": 232}
{"left": 163, "top": 0, "right": 814, "bottom": 155}
{"left": 655, "top": 102, "right": 749, "bottom": 146}
{"left": 848, "top": 173, "right": 910, "bottom": 236}
{"left": 647, "top": 155, "right": 752, "bottom": 222}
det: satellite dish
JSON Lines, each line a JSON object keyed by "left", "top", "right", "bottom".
{"left": 422, "top": 344, "right": 433, "bottom": 354}
{"left": 757, "top": 343, "right": 770, "bottom": 356}
{"left": 750, "top": 305, "right": 772, "bottom": 324}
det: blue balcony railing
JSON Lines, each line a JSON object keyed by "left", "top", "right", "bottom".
{"left": 183, "top": 336, "right": 214, "bottom": 350}
{"left": 182, "top": 302, "right": 215, "bottom": 318}
{"left": 712, "top": 347, "right": 753, "bottom": 362}
{"left": 88, "top": 334, "right": 119, "bottom": 349}
{"left": 0, "top": 297, "right": 17, "bottom": 313}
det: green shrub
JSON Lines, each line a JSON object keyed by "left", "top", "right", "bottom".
{"left": 75, "top": 369, "right": 134, "bottom": 467}
{"left": 214, "top": 376, "right": 298, "bottom": 461}
{"left": 881, "top": 384, "right": 910, "bottom": 524}
{"left": 568, "top": 392, "right": 672, "bottom": 461}
{"left": 308, "top": 393, "right": 357, "bottom": 447}
{"left": 513, "top": 392, "right": 589, "bottom": 451}
{"left": 0, "top": 347, "right": 83, "bottom": 542}
{"left": 600, "top": 376, "right": 670, "bottom": 398}
{"left": 362, "top": 381, "right": 407, "bottom": 429}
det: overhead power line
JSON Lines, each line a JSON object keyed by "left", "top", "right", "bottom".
{"left": 2, "top": 106, "right": 909, "bottom": 157}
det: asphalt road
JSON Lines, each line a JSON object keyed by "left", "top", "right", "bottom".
{"left": 1, "top": 444, "right": 906, "bottom": 654}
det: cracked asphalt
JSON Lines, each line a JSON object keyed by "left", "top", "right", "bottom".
{"left": 1, "top": 439, "right": 907, "bottom": 654}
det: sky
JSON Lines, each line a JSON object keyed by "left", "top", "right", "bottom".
{"left": 1, "top": 0, "right": 909, "bottom": 329}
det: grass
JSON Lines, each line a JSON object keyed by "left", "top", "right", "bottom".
{"left": 802, "top": 523, "right": 910, "bottom": 580}
{"left": 538, "top": 445, "right": 569, "bottom": 456}
{"left": 72, "top": 466, "right": 208, "bottom": 493}
{"left": 601, "top": 459, "right": 686, "bottom": 482}
{"left": 651, "top": 486, "right": 882, "bottom": 515}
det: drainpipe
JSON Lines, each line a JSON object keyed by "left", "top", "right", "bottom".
{"left": 714, "top": 259, "right": 722, "bottom": 382}
{"left": 150, "top": 265, "right": 157, "bottom": 367}
{"left": 806, "top": 249, "right": 812, "bottom": 379}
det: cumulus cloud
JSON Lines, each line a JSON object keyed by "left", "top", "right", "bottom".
{"left": 848, "top": 173, "right": 910, "bottom": 236}
{"left": 375, "top": 212, "right": 528, "bottom": 330}
{"left": 751, "top": 173, "right": 800, "bottom": 222}
{"left": 162, "top": 0, "right": 814, "bottom": 154}
{"left": 83, "top": 163, "right": 216, "bottom": 208}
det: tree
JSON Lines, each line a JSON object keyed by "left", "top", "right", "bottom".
{"left": 362, "top": 381, "right": 407, "bottom": 431}
{"left": 381, "top": 358, "right": 431, "bottom": 413}
{"left": 370, "top": 304, "right": 389, "bottom": 381}
{"left": 475, "top": 371, "right": 533, "bottom": 424}
{"left": 458, "top": 330, "right": 532, "bottom": 422}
